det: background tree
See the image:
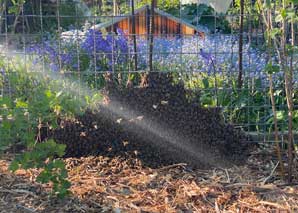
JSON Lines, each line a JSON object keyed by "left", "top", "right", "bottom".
{"left": 257, "top": 0, "right": 297, "bottom": 183}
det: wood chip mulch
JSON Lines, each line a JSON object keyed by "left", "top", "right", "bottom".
{"left": 0, "top": 149, "right": 298, "bottom": 213}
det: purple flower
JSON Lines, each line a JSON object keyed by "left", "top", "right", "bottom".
{"left": 61, "top": 53, "right": 73, "bottom": 65}
{"left": 199, "top": 48, "right": 216, "bottom": 74}
{"left": 50, "top": 64, "right": 59, "bottom": 72}
{"left": 0, "top": 68, "right": 5, "bottom": 77}
{"left": 199, "top": 49, "right": 213, "bottom": 65}
{"left": 81, "top": 28, "right": 129, "bottom": 71}
{"left": 27, "top": 40, "right": 75, "bottom": 72}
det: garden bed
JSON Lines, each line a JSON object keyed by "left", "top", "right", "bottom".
{"left": 0, "top": 148, "right": 298, "bottom": 212}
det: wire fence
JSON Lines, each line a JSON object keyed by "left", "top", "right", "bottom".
{"left": 0, "top": 0, "right": 297, "bottom": 148}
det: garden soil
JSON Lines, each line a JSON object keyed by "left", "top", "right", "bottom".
{"left": 53, "top": 72, "right": 252, "bottom": 168}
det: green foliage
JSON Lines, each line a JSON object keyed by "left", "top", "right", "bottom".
{"left": 10, "top": 140, "right": 70, "bottom": 198}
{"left": 180, "top": 4, "right": 231, "bottom": 33}
{"left": 265, "top": 63, "right": 280, "bottom": 74}
{"left": 40, "top": 2, "right": 87, "bottom": 31}
{"left": 227, "top": 0, "right": 260, "bottom": 31}
{"left": 114, "top": 0, "right": 179, "bottom": 15}
{"left": 7, "top": 0, "right": 25, "bottom": 15}
{"left": 0, "top": 56, "right": 102, "bottom": 197}
{"left": 183, "top": 72, "right": 298, "bottom": 133}
{"left": 4, "top": 0, "right": 88, "bottom": 33}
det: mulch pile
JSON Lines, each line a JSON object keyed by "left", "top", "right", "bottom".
{"left": 53, "top": 72, "right": 252, "bottom": 168}
{"left": 0, "top": 155, "right": 101, "bottom": 213}
{"left": 0, "top": 148, "right": 298, "bottom": 212}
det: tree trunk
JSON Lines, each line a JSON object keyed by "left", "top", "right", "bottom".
{"left": 285, "top": 1, "right": 295, "bottom": 183}
{"left": 269, "top": 74, "right": 285, "bottom": 179}
{"left": 149, "top": 0, "right": 156, "bottom": 73}
{"left": 127, "top": 0, "right": 138, "bottom": 88}
{"left": 141, "top": 0, "right": 156, "bottom": 87}
{"left": 238, "top": 0, "right": 244, "bottom": 89}
{"left": 0, "top": 2, "right": 6, "bottom": 33}
{"left": 267, "top": 7, "right": 285, "bottom": 180}
{"left": 131, "top": 0, "right": 138, "bottom": 72}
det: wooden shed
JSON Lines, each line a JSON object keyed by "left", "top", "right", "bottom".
{"left": 93, "top": 5, "right": 205, "bottom": 37}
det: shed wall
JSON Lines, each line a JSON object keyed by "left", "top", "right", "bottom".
{"left": 106, "top": 10, "right": 197, "bottom": 37}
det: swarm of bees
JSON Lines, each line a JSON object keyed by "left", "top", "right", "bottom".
{"left": 53, "top": 72, "right": 252, "bottom": 168}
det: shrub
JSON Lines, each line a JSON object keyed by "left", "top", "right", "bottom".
{"left": 0, "top": 55, "right": 102, "bottom": 197}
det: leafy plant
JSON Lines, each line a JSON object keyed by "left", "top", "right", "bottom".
{"left": 10, "top": 140, "right": 70, "bottom": 198}
{"left": 0, "top": 55, "right": 102, "bottom": 197}
{"left": 257, "top": 0, "right": 298, "bottom": 182}
{"left": 3, "top": 0, "right": 88, "bottom": 33}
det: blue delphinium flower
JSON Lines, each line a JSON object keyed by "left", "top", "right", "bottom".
{"left": 199, "top": 49, "right": 213, "bottom": 65}
{"left": 27, "top": 40, "right": 75, "bottom": 72}
{"left": 81, "top": 28, "right": 130, "bottom": 71}
{"left": 199, "top": 48, "right": 215, "bottom": 74}
{"left": 116, "top": 28, "right": 129, "bottom": 54}
{"left": 25, "top": 28, "right": 271, "bottom": 80}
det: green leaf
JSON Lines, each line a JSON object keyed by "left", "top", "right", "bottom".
{"left": 270, "top": 28, "right": 281, "bottom": 38}
{"left": 15, "top": 100, "right": 28, "bottom": 109}
{"left": 36, "top": 170, "right": 51, "bottom": 183}
{"left": 286, "top": 12, "right": 296, "bottom": 19}
{"left": 276, "top": 111, "right": 286, "bottom": 120}
{"left": 281, "top": 8, "right": 287, "bottom": 19}
{"left": 9, "top": 160, "right": 20, "bottom": 172}
{"left": 265, "top": 0, "right": 271, "bottom": 8}
{"left": 265, "top": 63, "right": 280, "bottom": 74}
{"left": 45, "top": 90, "right": 53, "bottom": 98}
{"left": 202, "top": 78, "right": 209, "bottom": 89}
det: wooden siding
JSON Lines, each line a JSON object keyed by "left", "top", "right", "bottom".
{"left": 106, "top": 10, "right": 197, "bottom": 37}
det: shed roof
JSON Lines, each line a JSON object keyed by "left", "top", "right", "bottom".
{"left": 93, "top": 5, "right": 206, "bottom": 33}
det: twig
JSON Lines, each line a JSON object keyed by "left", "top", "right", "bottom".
{"left": 262, "top": 162, "right": 279, "bottom": 185}
{"left": 215, "top": 201, "right": 221, "bottom": 213}
{"left": 156, "top": 163, "right": 187, "bottom": 172}
{"left": 277, "top": 182, "right": 298, "bottom": 187}
{"left": 238, "top": 200, "right": 264, "bottom": 212}
{"left": 252, "top": 185, "right": 279, "bottom": 193}
{"left": 16, "top": 204, "right": 36, "bottom": 213}
{"left": 0, "top": 188, "right": 38, "bottom": 198}
{"left": 225, "top": 169, "right": 230, "bottom": 183}
{"left": 87, "top": 199, "right": 102, "bottom": 208}
{"left": 259, "top": 201, "right": 288, "bottom": 210}
{"left": 73, "top": 203, "right": 86, "bottom": 213}
{"left": 225, "top": 183, "right": 252, "bottom": 188}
